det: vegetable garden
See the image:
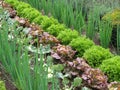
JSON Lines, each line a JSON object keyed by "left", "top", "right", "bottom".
{"left": 0, "top": 0, "right": 120, "bottom": 90}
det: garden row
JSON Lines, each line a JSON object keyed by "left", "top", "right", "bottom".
{"left": 20, "top": 0, "right": 120, "bottom": 50}
{"left": 0, "top": 4, "right": 97, "bottom": 90}
{"left": 2, "top": 0, "right": 120, "bottom": 89}
{"left": 0, "top": 4, "right": 96, "bottom": 90}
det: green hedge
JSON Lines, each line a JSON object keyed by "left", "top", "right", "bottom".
{"left": 99, "top": 56, "right": 120, "bottom": 82}
{"left": 69, "top": 37, "right": 94, "bottom": 57}
{"left": 83, "top": 45, "right": 113, "bottom": 68}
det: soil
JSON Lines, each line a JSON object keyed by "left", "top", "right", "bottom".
{"left": 0, "top": 63, "right": 18, "bottom": 90}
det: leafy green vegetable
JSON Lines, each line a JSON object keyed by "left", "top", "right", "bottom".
{"left": 83, "top": 45, "right": 113, "bottom": 67}
{"left": 99, "top": 56, "right": 120, "bottom": 82}
{"left": 16, "top": 2, "right": 31, "bottom": 12}
{"left": 73, "top": 77, "right": 82, "bottom": 87}
{"left": 18, "top": 8, "right": 41, "bottom": 22}
{"left": 4, "top": 0, "right": 19, "bottom": 7}
{"left": 52, "top": 64, "right": 64, "bottom": 72}
{"left": 41, "top": 17, "right": 59, "bottom": 30}
{"left": 46, "top": 24, "right": 66, "bottom": 36}
{"left": 0, "top": 81, "right": 6, "bottom": 90}
{"left": 57, "top": 29, "right": 79, "bottom": 45}
{"left": 32, "top": 16, "right": 44, "bottom": 25}
{"left": 69, "top": 37, "right": 94, "bottom": 57}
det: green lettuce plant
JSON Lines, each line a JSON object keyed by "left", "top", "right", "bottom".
{"left": 99, "top": 56, "right": 120, "bottom": 82}
{"left": 46, "top": 24, "right": 66, "bottom": 36}
{"left": 83, "top": 45, "right": 113, "bottom": 67}
{"left": 69, "top": 37, "right": 94, "bottom": 57}
{"left": 16, "top": 1, "right": 31, "bottom": 12}
{"left": 0, "top": 81, "right": 6, "bottom": 90}
{"left": 4, "top": 0, "right": 19, "bottom": 7}
{"left": 20, "top": 8, "right": 41, "bottom": 22}
{"left": 32, "top": 15, "right": 44, "bottom": 25}
{"left": 41, "top": 17, "right": 59, "bottom": 30}
{"left": 57, "top": 29, "right": 79, "bottom": 45}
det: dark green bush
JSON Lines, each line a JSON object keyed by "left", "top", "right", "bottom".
{"left": 46, "top": 24, "right": 66, "bottom": 36}
{"left": 83, "top": 45, "right": 113, "bottom": 68}
{"left": 0, "top": 80, "right": 6, "bottom": 90}
{"left": 69, "top": 37, "right": 94, "bottom": 57}
{"left": 57, "top": 29, "right": 79, "bottom": 45}
{"left": 41, "top": 17, "right": 59, "bottom": 30}
{"left": 99, "top": 56, "right": 120, "bottom": 82}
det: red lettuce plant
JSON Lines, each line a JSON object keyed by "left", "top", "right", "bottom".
{"left": 51, "top": 44, "right": 76, "bottom": 62}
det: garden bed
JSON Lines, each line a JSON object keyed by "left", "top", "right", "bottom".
{"left": 0, "top": 0, "right": 120, "bottom": 90}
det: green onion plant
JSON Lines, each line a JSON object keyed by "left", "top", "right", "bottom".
{"left": 117, "top": 25, "right": 120, "bottom": 54}
{"left": 99, "top": 21, "right": 112, "bottom": 48}
{"left": 0, "top": 7, "right": 59, "bottom": 90}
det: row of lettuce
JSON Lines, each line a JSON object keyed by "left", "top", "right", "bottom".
{"left": 4, "top": 0, "right": 120, "bottom": 82}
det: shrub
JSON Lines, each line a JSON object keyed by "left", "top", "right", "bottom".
{"left": 69, "top": 37, "right": 94, "bottom": 57}
{"left": 41, "top": 17, "right": 59, "bottom": 30}
{"left": 83, "top": 45, "right": 113, "bottom": 68}
{"left": 102, "top": 9, "right": 120, "bottom": 25}
{"left": 46, "top": 24, "right": 66, "bottom": 36}
{"left": 99, "top": 56, "right": 120, "bottom": 82}
{"left": 57, "top": 29, "right": 79, "bottom": 45}
{"left": 0, "top": 80, "right": 6, "bottom": 90}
